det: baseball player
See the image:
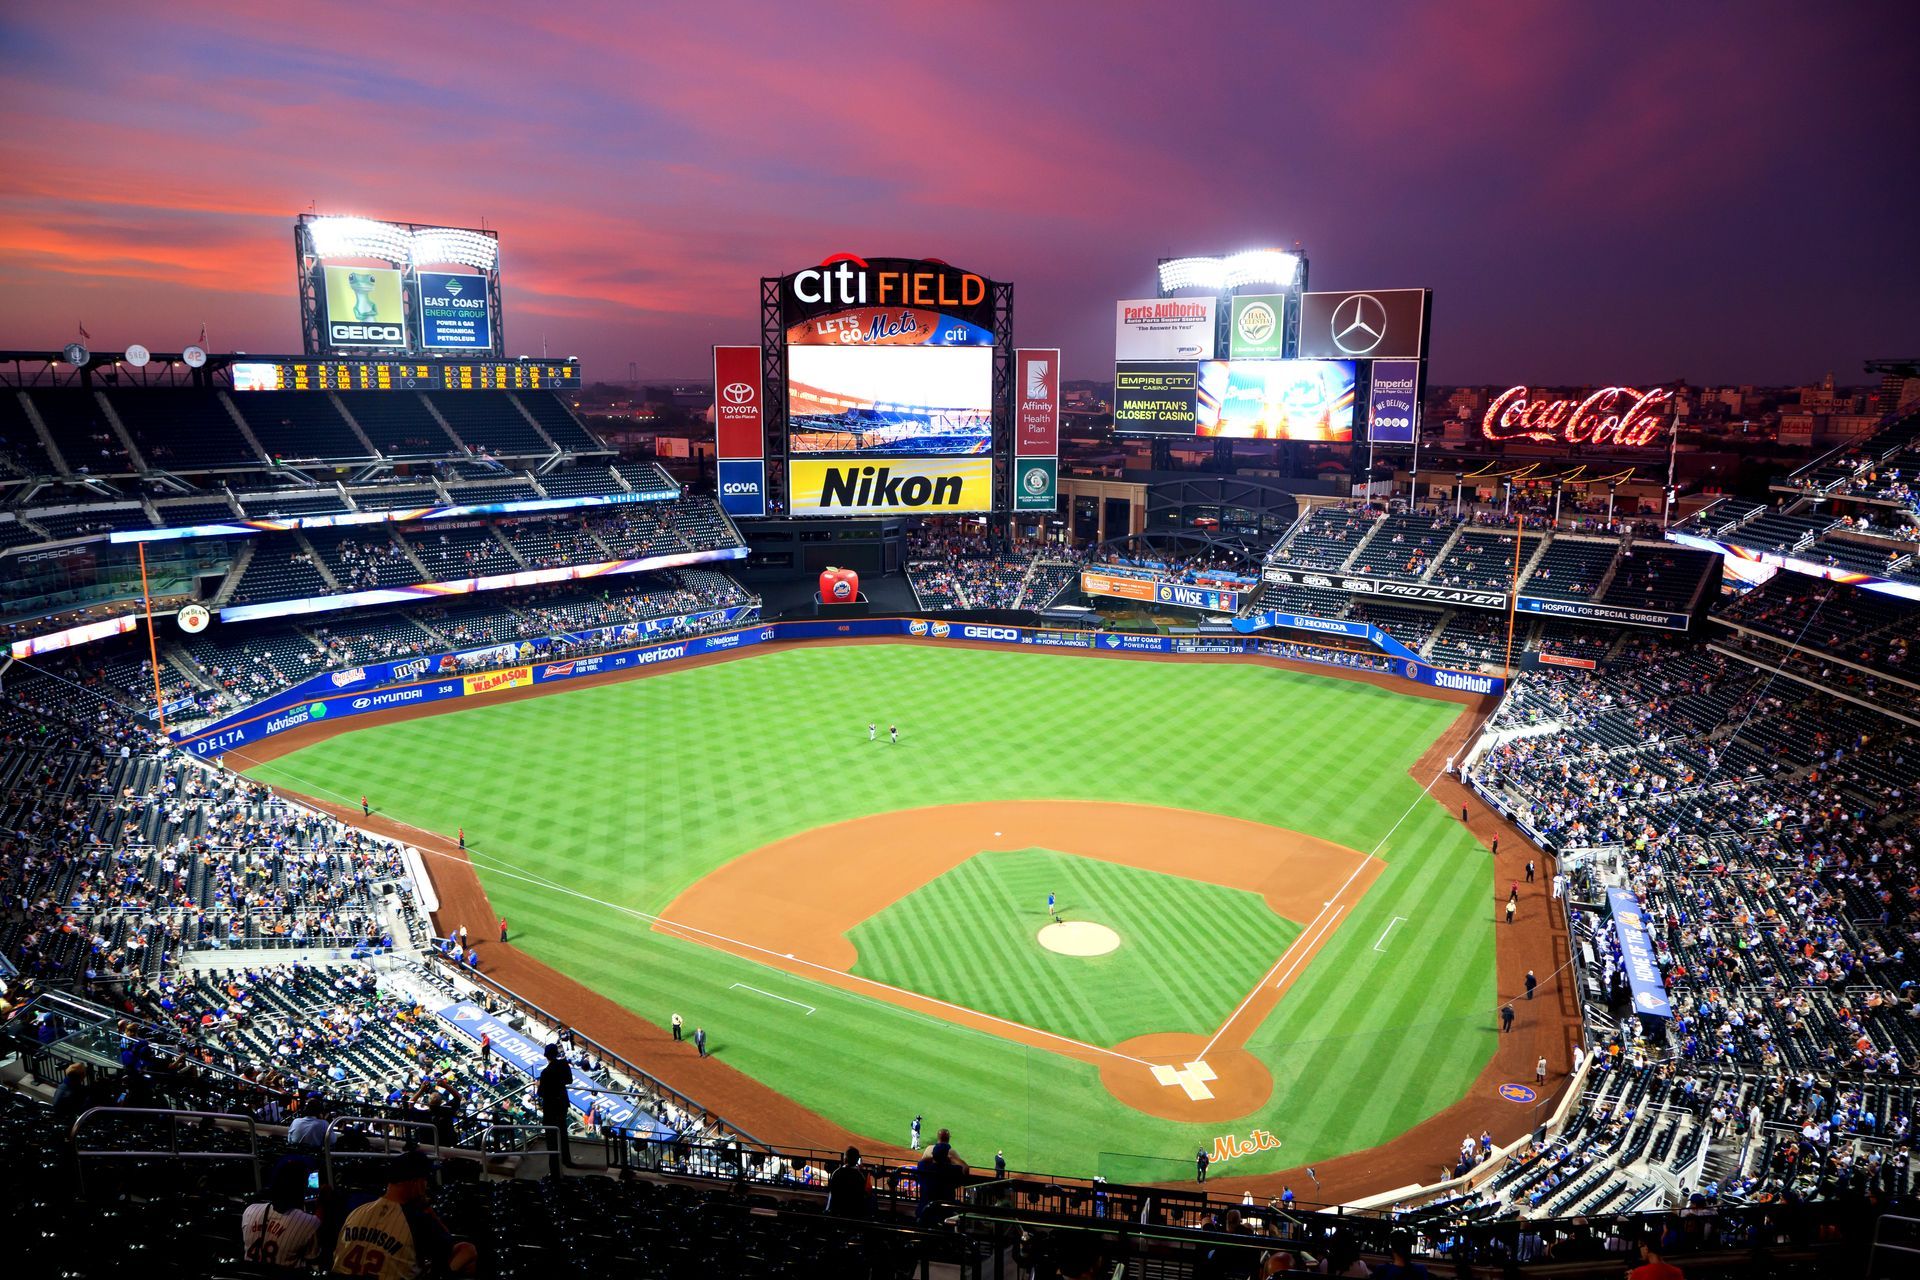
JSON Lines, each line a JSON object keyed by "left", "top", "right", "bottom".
{"left": 1047, "top": 892, "right": 1056, "bottom": 916}
{"left": 868, "top": 722, "right": 876, "bottom": 742}
{"left": 889, "top": 724, "right": 898, "bottom": 744}
{"left": 910, "top": 1114, "right": 922, "bottom": 1150}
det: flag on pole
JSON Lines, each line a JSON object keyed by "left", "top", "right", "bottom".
{"left": 197, "top": 322, "right": 208, "bottom": 346}
{"left": 77, "top": 321, "right": 90, "bottom": 340}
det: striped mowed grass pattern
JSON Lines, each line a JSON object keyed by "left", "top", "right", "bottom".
{"left": 244, "top": 643, "right": 1494, "bottom": 1177}
{"left": 848, "top": 848, "right": 1301, "bottom": 1046}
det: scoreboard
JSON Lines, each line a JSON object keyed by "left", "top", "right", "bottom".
{"left": 230, "top": 358, "right": 579, "bottom": 392}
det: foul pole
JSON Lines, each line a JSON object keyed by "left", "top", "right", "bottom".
{"left": 1502, "top": 514, "right": 1524, "bottom": 681}
{"left": 138, "top": 543, "right": 168, "bottom": 737}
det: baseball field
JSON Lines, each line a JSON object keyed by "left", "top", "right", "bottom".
{"left": 239, "top": 641, "right": 1502, "bottom": 1182}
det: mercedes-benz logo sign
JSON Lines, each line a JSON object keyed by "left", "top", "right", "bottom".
{"left": 1331, "top": 293, "right": 1387, "bottom": 355}
{"left": 722, "top": 381, "right": 755, "bottom": 405}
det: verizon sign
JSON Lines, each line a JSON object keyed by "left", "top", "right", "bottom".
{"left": 713, "top": 345, "right": 764, "bottom": 459}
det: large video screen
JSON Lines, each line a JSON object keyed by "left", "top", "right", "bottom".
{"left": 1198, "top": 359, "right": 1356, "bottom": 441}
{"left": 787, "top": 344, "right": 992, "bottom": 456}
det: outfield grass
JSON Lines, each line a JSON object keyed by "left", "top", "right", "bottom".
{"left": 243, "top": 643, "right": 1495, "bottom": 1177}
{"left": 848, "top": 848, "right": 1301, "bottom": 1046}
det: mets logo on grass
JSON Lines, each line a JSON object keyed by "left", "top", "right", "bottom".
{"left": 788, "top": 457, "right": 991, "bottom": 516}
{"left": 463, "top": 665, "right": 531, "bottom": 696}
{"left": 1206, "top": 1127, "right": 1283, "bottom": 1165}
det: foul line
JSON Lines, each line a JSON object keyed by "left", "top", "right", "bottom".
{"left": 730, "top": 983, "right": 815, "bottom": 1015}
{"left": 1374, "top": 916, "right": 1408, "bottom": 951}
{"left": 1196, "top": 764, "right": 1449, "bottom": 1060}
{"left": 342, "top": 814, "right": 1155, "bottom": 1070}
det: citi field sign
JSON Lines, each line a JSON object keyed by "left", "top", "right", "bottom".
{"left": 1482, "top": 385, "right": 1674, "bottom": 447}
{"left": 781, "top": 255, "right": 991, "bottom": 326}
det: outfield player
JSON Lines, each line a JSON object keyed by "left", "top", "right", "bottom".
{"left": 868, "top": 722, "right": 876, "bottom": 742}
{"left": 889, "top": 724, "right": 898, "bottom": 744}
{"left": 1047, "top": 892, "right": 1056, "bottom": 916}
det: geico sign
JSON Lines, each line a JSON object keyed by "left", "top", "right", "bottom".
{"left": 959, "top": 626, "right": 1020, "bottom": 641}
{"left": 1482, "top": 385, "right": 1672, "bottom": 446}
{"left": 330, "top": 323, "right": 405, "bottom": 344}
{"left": 788, "top": 254, "right": 986, "bottom": 310}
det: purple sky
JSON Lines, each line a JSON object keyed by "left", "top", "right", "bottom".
{"left": 1, "top": 1, "right": 1914, "bottom": 385}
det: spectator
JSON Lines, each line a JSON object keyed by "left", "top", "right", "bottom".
{"left": 241, "top": 1157, "right": 323, "bottom": 1270}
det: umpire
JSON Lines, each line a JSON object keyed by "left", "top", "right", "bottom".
{"left": 538, "top": 1042, "right": 573, "bottom": 1175}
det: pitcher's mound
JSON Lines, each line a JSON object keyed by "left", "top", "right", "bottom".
{"left": 1039, "top": 921, "right": 1120, "bottom": 956}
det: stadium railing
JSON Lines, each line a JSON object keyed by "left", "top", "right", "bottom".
{"left": 425, "top": 950, "right": 763, "bottom": 1149}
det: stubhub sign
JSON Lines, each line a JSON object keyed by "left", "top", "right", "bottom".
{"left": 717, "top": 459, "right": 765, "bottom": 517}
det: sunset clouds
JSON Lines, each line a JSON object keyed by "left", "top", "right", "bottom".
{"left": 0, "top": 1, "right": 1912, "bottom": 382}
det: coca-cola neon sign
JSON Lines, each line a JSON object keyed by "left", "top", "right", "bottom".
{"left": 1482, "top": 385, "right": 1673, "bottom": 446}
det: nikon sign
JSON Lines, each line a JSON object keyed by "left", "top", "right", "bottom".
{"left": 787, "top": 456, "right": 992, "bottom": 516}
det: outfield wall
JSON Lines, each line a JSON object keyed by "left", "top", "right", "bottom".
{"left": 173, "top": 617, "right": 1504, "bottom": 759}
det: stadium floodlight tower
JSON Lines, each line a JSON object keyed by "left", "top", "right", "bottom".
{"left": 1154, "top": 248, "right": 1309, "bottom": 469}
{"left": 294, "top": 213, "right": 504, "bottom": 358}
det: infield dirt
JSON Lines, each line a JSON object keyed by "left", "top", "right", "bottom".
{"left": 237, "top": 637, "right": 1579, "bottom": 1201}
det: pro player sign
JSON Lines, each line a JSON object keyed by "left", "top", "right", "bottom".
{"left": 713, "top": 345, "right": 764, "bottom": 460}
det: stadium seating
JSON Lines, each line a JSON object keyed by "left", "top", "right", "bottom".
{"left": 233, "top": 390, "right": 370, "bottom": 461}
{"left": 28, "top": 388, "right": 133, "bottom": 473}
{"left": 426, "top": 391, "right": 548, "bottom": 455}
{"left": 338, "top": 393, "right": 456, "bottom": 458}
{"left": 1523, "top": 536, "right": 1621, "bottom": 600}
{"left": 107, "top": 390, "right": 257, "bottom": 472}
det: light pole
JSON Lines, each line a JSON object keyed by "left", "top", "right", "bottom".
{"left": 1606, "top": 483, "right": 1616, "bottom": 527}
{"left": 1552, "top": 481, "right": 1563, "bottom": 527}
{"left": 1503, "top": 481, "right": 1512, "bottom": 518}
{"left": 1454, "top": 472, "right": 1464, "bottom": 519}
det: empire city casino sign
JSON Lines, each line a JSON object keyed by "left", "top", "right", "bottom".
{"left": 1482, "top": 385, "right": 1674, "bottom": 447}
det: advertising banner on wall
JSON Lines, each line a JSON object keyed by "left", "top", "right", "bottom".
{"left": 716, "top": 459, "right": 767, "bottom": 517}
{"left": 416, "top": 271, "right": 493, "bottom": 349}
{"left": 1366, "top": 359, "right": 1421, "bottom": 444}
{"left": 1113, "top": 362, "right": 1199, "bottom": 433}
{"left": 1078, "top": 570, "right": 1156, "bottom": 602}
{"left": 322, "top": 265, "right": 406, "bottom": 348}
{"left": 787, "top": 455, "right": 992, "bottom": 516}
{"left": 1606, "top": 887, "right": 1674, "bottom": 1019}
{"left": 1297, "top": 289, "right": 1428, "bottom": 360}
{"left": 1015, "top": 348, "right": 1060, "bottom": 456}
{"left": 1013, "top": 457, "right": 1057, "bottom": 511}
{"left": 712, "top": 345, "right": 765, "bottom": 460}
{"left": 1115, "top": 298, "right": 1216, "bottom": 361}
{"left": 1229, "top": 295, "right": 1288, "bottom": 359}
{"left": 785, "top": 308, "right": 991, "bottom": 347}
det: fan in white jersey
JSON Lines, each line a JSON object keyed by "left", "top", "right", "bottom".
{"left": 240, "top": 1159, "right": 323, "bottom": 1270}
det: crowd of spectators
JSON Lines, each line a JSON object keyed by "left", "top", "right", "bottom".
{"left": 904, "top": 529, "right": 1079, "bottom": 610}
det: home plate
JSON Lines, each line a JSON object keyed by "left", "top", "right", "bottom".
{"left": 1150, "top": 1060, "right": 1218, "bottom": 1101}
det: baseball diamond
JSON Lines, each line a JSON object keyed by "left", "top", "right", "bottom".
{"left": 233, "top": 637, "right": 1544, "bottom": 1183}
